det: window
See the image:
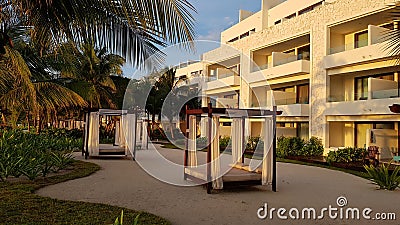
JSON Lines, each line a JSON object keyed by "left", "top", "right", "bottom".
{"left": 381, "top": 22, "right": 394, "bottom": 30}
{"left": 355, "top": 30, "right": 368, "bottom": 48}
{"left": 355, "top": 77, "right": 368, "bottom": 100}
{"left": 297, "top": 45, "right": 310, "bottom": 60}
{"left": 297, "top": 84, "right": 310, "bottom": 104}
{"left": 228, "top": 37, "right": 239, "bottom": 43}
{"left": 299, "top": 1, "right": 323, "bottom": 15}
{"left": 297, "top": 123, "right": 309, "bottom": 140}
{"left": 240, "top": 32, "right": 250, "bottom": 39}
{"left": 298, "top": 6, "right": 313, "bottom": 15}
{"left": 355, "top": 122, "right": 395, "bottom": 148}
{"left": 274, "top": 83, "right": 310, "bottom": 105}
{"left": 285, "top": 13, "right": 296, "bottom": 20}
{"left": 274, "top": 20, "right": 281, "bottom": 25}
{"left": 224, "top": 94, "right": 236, "bottom": 99}
{"left": 283, "top": 49, "right": 295, "bottom": 55}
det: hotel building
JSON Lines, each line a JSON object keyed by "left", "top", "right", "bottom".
{"left": 176, "top": 0, "right": 400, "bottom": 154}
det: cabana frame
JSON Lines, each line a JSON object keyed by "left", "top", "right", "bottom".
{"left": 184, "top": 103, "right": 280, "bottom": 194}
{"left": 83, "top": 109, "right": 148, "bottom": 160}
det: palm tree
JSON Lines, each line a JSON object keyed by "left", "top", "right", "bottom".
{"left": 0, "top": 10, "right": 87, "bottom": 129}
{"left": 0, "top": 0, "right": 196, "bottom": 66}
{"left": 150, "top": 68, "right": 199, "bottom": 139}
{"left": 0, "top": 45, "right": 87, "bottom": 129}
{"left": 57, "top": 42, "right": 125, "bottom": 110}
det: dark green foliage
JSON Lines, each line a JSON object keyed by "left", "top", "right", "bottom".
{"left": 364, "top": 161, "right": 400, "bottom": 190}
{"left": 277, "top": 136, "right": 323, "bottom": 158}
{"left": 326, "top": 147, "right": 367, "bottom": 165}
{"left": 246, "top": 136, "right": 264, "bottom": 151}
{"left": 0, "top": 129, "right": 77, "bottom": 181}
{"left": 41, "top": 128, "right": 83, "bottom": 139}
{"left": 277, "top": 136, "right": 305, "bottom": 158}
{"left": 219, "top": 136, "right": 231, "bottom": 150}
{"left": 301, "top": 136, "right": 324, "bottom": 157}
{"left": 111, "top": 76, "right": 131, "bottom": 109}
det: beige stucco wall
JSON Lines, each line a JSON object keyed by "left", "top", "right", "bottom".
{"left": 193, "top": 0, "right": 399, "bottom": 148}
{"left": 229, "top": 0, "right": 396, "bottom": 147}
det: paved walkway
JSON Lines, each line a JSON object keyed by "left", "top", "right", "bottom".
{"left": 37, "top": 144, "right": 400, "bottom": 225}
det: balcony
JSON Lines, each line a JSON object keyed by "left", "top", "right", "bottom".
{"left": 251, "top": 89, "right": 309, "bottom": 117}
{"left": 246, "top": 53, "right": 310, "bottom": 85}
{"left": 205, "top": 74, "right": 240, "bottom": 92}
{"left": 216, "top": 97, "right": 239, "bottom": 109}
{"left": 325, "top": 97, "right": 400, "bottom": 116}
{"left": 277, "top": 104, "right": 309, "bottom": 117}
{"left": 327, "top": 77, "right": 400, "bottom": 116}
{"left": 328, "top": 77, "right": 399, "bottom": 102}
{"left": 325, "top": 25, "right": 394, "bottom": 70}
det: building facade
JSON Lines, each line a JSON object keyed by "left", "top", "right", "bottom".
{"left": 176, "top": 0, "right": 400, "bottom": 154}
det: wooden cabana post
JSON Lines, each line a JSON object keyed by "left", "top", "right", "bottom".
{"left": 272, "top": 105, "right": 277, "bottom": 192}
{"left": 184, "top": 105, "right": 189, "bottom": 180}
{"left": 206, "top": 102, "right": 212, "bottom": 194}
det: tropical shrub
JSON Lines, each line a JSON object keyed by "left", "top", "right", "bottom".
{"left": 219, "top": 136, "right": 231, "bottom": 150}
{"left": 246, "top": 136, "right": 264, "bottom": 152}
{"left": 364, "top": 161, "right": 400, "bottom": 190}
{"left": 326, "top": 147, "right": 367, "bottom": 165}
{"left": 42, "top": 128, "right": 83, "bottom": 139}
{"left": 301, "top": 136, "right": 324, "bottom": 157}
{"left": 277, "top": 136, "right": 324, "bottom": 158}
{"left": 0, "top": 129, "right": 76, "bottom": 181}
{"left": 276, "top": 136, "right": 305, "bottom": 158}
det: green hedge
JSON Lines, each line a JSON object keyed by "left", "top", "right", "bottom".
{"left": 277, "top": 136, "right": 323, "bottom": 158}
{"left": 326, "top": 147, "right": 367, "bottom": 165}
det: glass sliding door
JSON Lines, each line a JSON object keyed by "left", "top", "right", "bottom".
{"left": 355, "top": 123, "right": 373, "bottom": 148}
{"left": 297, "top": 84, "right": 310, "bottom": 104}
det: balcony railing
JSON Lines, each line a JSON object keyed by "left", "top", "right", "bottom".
{"left": 252, "top": 52, "right": 310, "bottom": 72}
{"left": 372, "top": 88, "right": 400, "bottom": 99}
{"left": 329, "top": 40, "right": 369, "bottom": 54}
{"left": 218, "top": 72, "right": 236, "bottom": 79}
{"left": 328, "top": 89, "right": 400, "bottom": 102}
{"left": 274, "top": 97, "right": 309, "bottom": 106}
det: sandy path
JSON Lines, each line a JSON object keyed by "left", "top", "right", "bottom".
{"left": 37, "top": 144, "right": 400, "bottom": 225}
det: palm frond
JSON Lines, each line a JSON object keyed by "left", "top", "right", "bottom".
{"left": 12, "top": 0, "right": 197, "bottom": 67}
{"left": 34, "top": 81, "right": 88, "bottom": 112}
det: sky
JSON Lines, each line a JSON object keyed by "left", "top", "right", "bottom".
{"left": 123, "top": 0, "right": 261, "bottom": 78}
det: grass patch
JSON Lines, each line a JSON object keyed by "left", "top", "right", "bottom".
{"left": 277, "top": 158, "right": 369, "bottom": 179}
{"left": 0, "top": 160, "right": 171, "bottom": 225}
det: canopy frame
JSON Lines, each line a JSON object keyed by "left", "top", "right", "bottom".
{"left": 184, "top": 103, "right": 281, "bottom": 194}
{"left": 83, "top": 109, "right": 147, "bottom": 160}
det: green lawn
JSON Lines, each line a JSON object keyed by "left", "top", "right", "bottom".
{"left": 0, "top": 160, "right": 171, "bottom": 225}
